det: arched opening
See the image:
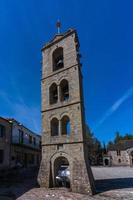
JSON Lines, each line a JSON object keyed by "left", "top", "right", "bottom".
{"left": 51, "top": 118, "right": 59, "bottom": 136}
{"left": 54, "top": 156, "right": 70, "bottom": 188}
{"left": 130, "top": 151, "right": 133, "bottom": 166}
{"left": 60, "top": 79, "right": 69, "bottom": 101}
{"left": 49, "top": 83, "right": 58, "bottom": 104}
{"left": 53, "top": 47, "right": 64, "bottom": 71}
{"left": 105, "top": 159, "right": 109, "bottom": 166}
{"left": 61, "top": 116, "right": 71, "bottom": 135}
{"left": 118, "top": 158, "right": 121, "bottom": 163}
{"left": 132, "top": 158, "right": 133, "bottom": 166}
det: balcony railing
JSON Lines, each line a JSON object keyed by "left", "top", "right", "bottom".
{"left": 12, "top": 135, "right": 41, "bottom": 149}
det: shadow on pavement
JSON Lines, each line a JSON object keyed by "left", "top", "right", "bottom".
{"left": 95, "top": 177, "right": 133, "bottom": 193}
{"left": 0, "top": 167, "right": 39, "bottom": 200}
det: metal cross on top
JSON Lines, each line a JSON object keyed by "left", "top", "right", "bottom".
{"left": 56, "top": 20, "right": 61, "bottom": 34}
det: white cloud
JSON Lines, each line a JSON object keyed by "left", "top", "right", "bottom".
{"left": 13, "top": 102, "right": 41, "bottom": 133}
{"left": 0, "top": 89, "right": 41, "bottom": 134}
{"left": 93, "top": 86, "right": 133, "bottom": 131}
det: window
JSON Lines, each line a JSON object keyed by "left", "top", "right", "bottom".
{"left": 53, "top": 47, "right": 64, "bottom": 71}
{"left": 0, "top": 150, "right": 4, "bottom": 163}
{"left": 117, "top": 150, "right": 121, "bottom": 156}
{"left": 51, "top": 118, "right": 59, "bottom": 136}
{"left": 60, "top": 79, "right": 69, "bottom": 101}
{"left": 118, "top": 158, "right": 121, "bottom": 163}
{"left": 19, "top": 130, "right": 24, "bottom": 144}
{"left": 61, "top": 116, "right": 71, "bottom": 135}
{"left": 12, "top": 156, "right": 15, "bottom": 161}
{"left": 29, "top": 135, "right": 32, "bottom": 144}
{"left": 33, "top": 137, "right": 36, "bottom": 146}
{"left": 36, "top": 155, "right": 40, "bottom": 165}
{"left": 49, "top": 83, "right": 58, "bottom": 104}
{"left": 29, "top": 154, "right": 34, "bottom": 164}
{"left": 39, "top": 141, "right": 41, "bottom": 149}
{"left": 0, "top": 125, "right": 5, "bottom": 137}
{"left": 57, "top": 144, "right": 63, "bottom": 150}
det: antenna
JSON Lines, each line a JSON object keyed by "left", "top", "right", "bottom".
{"left": 56, "top": 20, "right": 61, "bottom": 34}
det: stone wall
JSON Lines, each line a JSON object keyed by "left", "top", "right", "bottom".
{"left": 38, "top": 29, "right": 95, "bottom": 195}
{"left": 0, "top": 117, "right": 11, "bottom": 169}
{"left": 108, "top": 150, "right": 130, "bottom": 166}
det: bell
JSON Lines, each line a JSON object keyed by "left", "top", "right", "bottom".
{"left": 57, "top": 59, "right": 63, "bottom": 66}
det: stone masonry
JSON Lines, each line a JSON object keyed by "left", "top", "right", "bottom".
{"left": 38, "top": 29, "right": 95, "bottom": 195}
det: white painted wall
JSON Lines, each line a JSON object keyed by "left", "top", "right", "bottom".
{"left": 11, "top": 121, "right": 41, "bottom": 149}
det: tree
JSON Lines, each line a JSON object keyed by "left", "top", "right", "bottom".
{"left": 124, "top": 134, "right": 133, "bottom": 140}
{"left": 107, "top": 132, "right": 133, "bottom": 149}
{"left": 107, "top": 141, "right": 114, "bottom": 149}
{"left": 103, "top": 142, "right": 107, "bottom": 154}
{"left": 86, "top": 125, "right": 103, "bottom": 165}
{"left": 114, "top": 132, "right": 123, "bottom": 144}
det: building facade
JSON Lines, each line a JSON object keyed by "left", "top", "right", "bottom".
{"left": 9, "top": 119, "right": 41, "bottom": 168}
{"left": 38, "top": 29, "right": 95, "bottom": 195}
{"left": 0, "top": 117, "right": 12, "bottom": 169}
{"left": 0, "top": 117, "right": 41, "bottom": 170}
{"left": 103, "top": 140, "right": 133, "bottom": 167}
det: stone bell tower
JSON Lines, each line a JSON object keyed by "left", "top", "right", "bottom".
{"left": 38, "top": 27, "right": 95, "bottom": 195}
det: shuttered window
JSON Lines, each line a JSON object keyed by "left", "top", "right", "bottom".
{"left": 0, "top": 150, "right": 4, "bottom": 163}
{"left": 0, "top": 125, "right": 5, "bottom": 137}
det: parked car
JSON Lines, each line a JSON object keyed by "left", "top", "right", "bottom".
{"left": 55, "top": 165, "right": 70, "bottom": 187}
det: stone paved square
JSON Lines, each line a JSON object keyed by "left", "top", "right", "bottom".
{"left": 1, "top": 167, "right": 132, "bottom": 200}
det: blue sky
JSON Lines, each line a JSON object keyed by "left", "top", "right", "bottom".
{"left": 0, "top": 0, "right": 133, "bottom": 143}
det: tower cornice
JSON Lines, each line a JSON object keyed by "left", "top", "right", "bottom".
{"left": 41, "top": 100, "right": 82, "bottom": 113}
{"left": 41, "top": 63, "right": 82, "bottom": 81}
{"left": 41, "top": 29, "right": 78, "bottom": 51}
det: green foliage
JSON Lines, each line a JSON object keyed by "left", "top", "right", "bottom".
{"left": 107, "top": 131, "right": 133, "bottom": 148}
{"left": 107, "top": 141, "right": 114, "bottom": 149}
{"left": 124, "top": 133, "right": 133, "bottom": 140}
{"left": 103, "top": 142, "right": 107, "bottom": 154}
{"left": 114, "top": 131, "right": 123, "bottom": 144}
{"left": 86, "top": 124, "right": 104, "bottom": 165}
{"left": 86, "top": 124, "right": 133, "bottom": 164}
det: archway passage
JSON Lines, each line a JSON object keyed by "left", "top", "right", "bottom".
{"left": 131, "top": 158, "right": 133, "bottom": 166}
{"left": 130, "top": 151, "right": 133, "bottom": 166}
{"left": 104, "top": 159, "right": 109, "bottom": 166}
{"left": 54, "top": 156, "right": 70, "bottom": 188}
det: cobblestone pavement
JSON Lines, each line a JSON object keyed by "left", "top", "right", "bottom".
{"left": 1, "top": 167, "right": 133, "bottom": 200}
{"left": 16, "top": 167, "right": 133, "bottom": 200}
{"left": 16, "top": 187, "right": 133, "bottom": 200}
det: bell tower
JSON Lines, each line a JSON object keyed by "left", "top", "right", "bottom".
{"left": 38, "top": 27, "right": 95, "bottom": 195}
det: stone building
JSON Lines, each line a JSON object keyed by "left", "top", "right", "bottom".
{"left": 9, "top": 118, "right": 41, "bottom": 168}
{"left": 0, "top": 117, "right": 12, "bottom": 169}
{"left": 38, "top": 28, "right": 95, "bottom": 195}
{"left": 103, "top": 140, "right": 133, "bottom": 167}
{"left": 0, "top": 117, "right": 41, "bottom": 169}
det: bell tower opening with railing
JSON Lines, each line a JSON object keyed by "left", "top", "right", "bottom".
{"left": 38, "top": 24, "right": 95, "bottom": 195}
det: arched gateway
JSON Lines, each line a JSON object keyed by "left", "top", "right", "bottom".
{"left": 53, "top": 155, "right": 70, "bottom": 187}
{"left": 130, "top": 151, "right": 133, "bottom": 166}
{"left": 38, "top": 28, "right": 95, "bottom": 195}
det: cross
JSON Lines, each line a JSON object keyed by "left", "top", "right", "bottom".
{"left": 56, "top": 20, "right": 61, "bottom": 34}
